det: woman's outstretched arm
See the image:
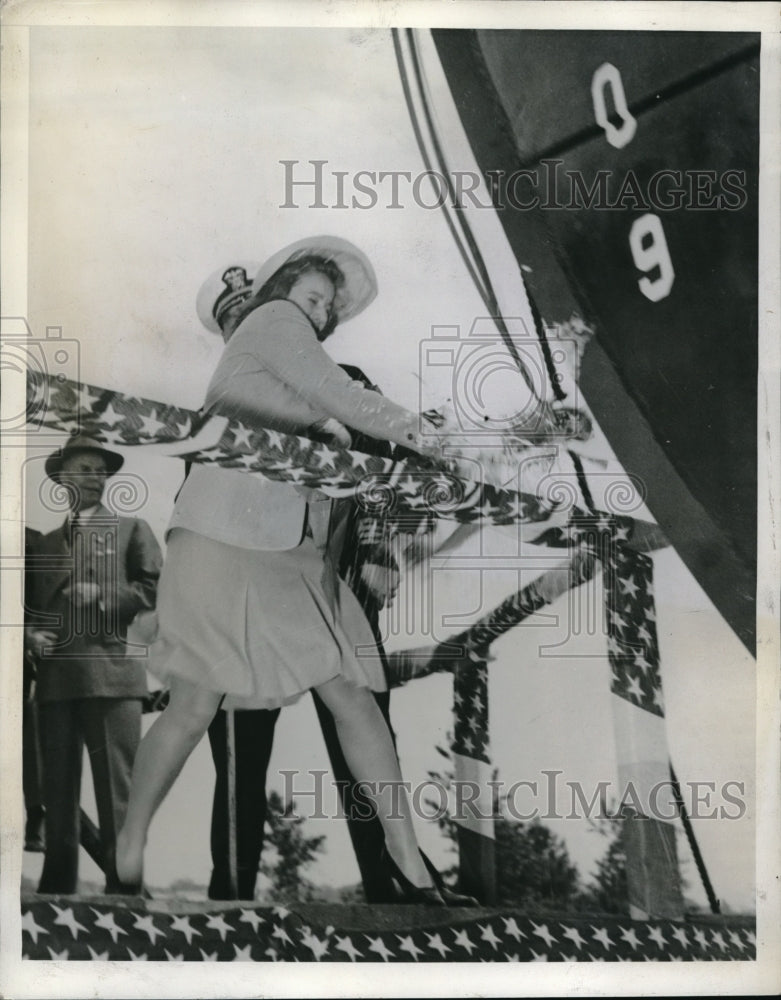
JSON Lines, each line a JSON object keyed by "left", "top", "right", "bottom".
{"left": 216, "top": 301, "right": 434, "bottom": 453}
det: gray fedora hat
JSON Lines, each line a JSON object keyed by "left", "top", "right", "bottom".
{"left": 45, "top": 435, "right": 124, "bottom": 482}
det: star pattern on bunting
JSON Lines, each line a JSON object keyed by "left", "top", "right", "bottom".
{"left": 647, "top": 925, "right": 668, "bottom": 948}
{"left": 619, "top": 925, "right": 642, "bottom": 951}
{"left": 27, "top": 374, "right": 198, "bottom": 447}
{"left": 451, "top": 657, "right": 490, "bottom": 764}
{"left": 604, "top": 544, "right": 665, "bottom": 718}
{"left": 21, "top": 909, "right": 49, "bottom": 944}
{"left": 396, "top": 934, "right": 425, "bottom": 961}
{"left": 335, "top": 934, "right": 363, "bottom": 961}
{"left": 205, "top": 913, "right": 233, "bottom": 942}
{"left": 424, "top": 931, "right": 451, "bottom": 958}
{"left": 26, "top": 371, "right": 563, "bottom": 529}
{"left": 90, "top": 909, "right": 127, "bottom": 944}
{"left": 591, "top": 925, "right": 615, "bottom": 951}
{"left": 20, "top": 902, "right": 754, "bottom": 962}
{"left": 531, "top": 921, "right": 558, "bottom": 949}
{"left": 365, "top": 935, "right": 395, "bottom": 961}
{"left": 300, "top": 926, "right": 330, "bottom": 960}
{"left": 170, "top": 914, "right": 200, "bottom": 945}
{"left": 50, "top": 904, "right": 88, "bottom": 940}
{"left": 239, "top": 908, "right": 265, "bottom": 933}
{"left": 132, "top": 913, "right": 164, "bottom": 945}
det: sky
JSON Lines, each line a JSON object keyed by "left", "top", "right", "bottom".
{"left": 16, "top": 24, "right": 756, "bottom": 913}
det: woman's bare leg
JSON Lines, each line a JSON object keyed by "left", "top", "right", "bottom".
{"left": 115, "top": 677, "right": 223, "bottom": 884}
{"left": 313, "top": 675, "right": 432, "bottom": 887}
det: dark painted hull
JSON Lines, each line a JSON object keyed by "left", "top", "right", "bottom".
{"left": 432, "top": 29, "right": 758, "bottom": 654}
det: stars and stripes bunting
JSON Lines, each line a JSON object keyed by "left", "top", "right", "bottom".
{"left": 451, "top": 652, "right": 497, "bottom": 903}
{"left": 387, "top": 518, "right": 681, "bottom": 914}
{"left": 27, "top": 371, "right": 686, "bottom": 918}
{"left": 387, "top": 543, "right": 599, "bottom": 905}
{"left": 20, "top": 899, "right": 754, "bottom": 962}
{"left": 604, "top": 543, "right": 683, "bottom": 918}
{"left": 26, "top": 371, "right": 568, "bottom": 529}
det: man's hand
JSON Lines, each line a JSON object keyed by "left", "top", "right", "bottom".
{"left": 25, "top": 628, "right": 58, "bottom": 657}
{"left": 360, "top": 563, "right": 401, "bottom": 608}
{"left": 62, "top": 582, "right": 102, "bottom": 605}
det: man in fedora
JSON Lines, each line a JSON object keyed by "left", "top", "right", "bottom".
{"left": 26, "top": 436, "right": 162, "bottom": 894}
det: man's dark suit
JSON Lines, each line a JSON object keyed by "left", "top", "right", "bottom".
{"left": 28, "top": 505, "right": 162, "bottom": 893}
{"left": 23, "top": 528, "right": 45, "bottom": 850}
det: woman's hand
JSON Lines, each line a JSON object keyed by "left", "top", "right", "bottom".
{"left": 308, "top": 416, "right": 352, "bottom": 448}
{"left": 402, "top": 413, "right": 453, "bottom": 463}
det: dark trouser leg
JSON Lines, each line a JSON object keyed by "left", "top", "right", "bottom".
{"left": 312, "top": 688, "right": 398, "bottom": 903}
{"left": 23, "top": 697, "right": 44, "bottom": 811}
{"left": 37, "top": 701, "right": 82, "bottom": 894}
{"left": 207, "top": 707, "right": 280, "bottom": 900}
{"left": 80, "top": 697, "right": 142, "bottom": 893}
{"left": 23, "top": 696, "right": 46, "bottom": 849}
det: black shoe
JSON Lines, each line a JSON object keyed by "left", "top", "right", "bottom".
{"left": 24, "top": 833, "right": 46, "bottom": 853}
{"left": 105, "top": 880, "right": 149, "bottom": 898}
{"left": 381, "top": 847, "right": 446, "bottom": 906}
{"left": 106, "top": 885, "right": 146, "bottom": 898}
{"left": 420, "top": 851, "right": 480, "bottom": 907}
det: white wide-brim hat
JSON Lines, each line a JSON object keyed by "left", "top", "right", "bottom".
{"left": 196, "top": 260, "right": 261, "bottom": 334}
{"left": 252, "top": 236, "right": 378, "bottom": 325}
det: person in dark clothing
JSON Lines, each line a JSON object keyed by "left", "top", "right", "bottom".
{"left": 26, "top": 438, "right": 162, "bottom": 894}
{"left": 23, "top": 527, "right": 46, "bottom": 852}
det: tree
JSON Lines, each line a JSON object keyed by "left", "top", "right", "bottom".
{"left": 259, "top": 790, "right": 326, "bottom": 903}
{"left": 576, "top": 812, "right": 703, "bottom": 916}
{"left": 493, "top": 815, "right": 581, "bottom": 911}
{"left": 427, "top": 742, "right": 581, "bottom": 911}
{"left": 574, "top": 815, "right": 629, "bottom": 915}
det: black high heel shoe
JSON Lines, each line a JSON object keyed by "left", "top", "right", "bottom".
{"left": 381, "top": 847, "right": 447, "bottom": 906}
{"left": 420, "top": 851, "right": 480, "bottom": 908}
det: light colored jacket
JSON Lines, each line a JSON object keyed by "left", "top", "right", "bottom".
{"left": 168, "top": 299, "right": 420, "bottom": 550}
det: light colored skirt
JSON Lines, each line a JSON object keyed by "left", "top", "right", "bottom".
{"left": 150, "top": 528, "right": 386, "bottom": 710}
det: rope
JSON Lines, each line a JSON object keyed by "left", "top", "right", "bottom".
{"left": 392, "top": 28, "right": 566, "bottom": 412}
{"left": 668, "top": 762, "right": 721, "bottom": 914}
{"left": 391, "top": 30, "right": 490, "bottom": 313}
{"left": 520, "top": 269, "right": 568, "bottom": 404}
{"left": 570, "top": 449, "right": 597, "bottom": 514}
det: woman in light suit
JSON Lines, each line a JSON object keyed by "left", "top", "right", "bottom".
{"left": 116, "top": 237, "right": 447, "bottom": 902}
